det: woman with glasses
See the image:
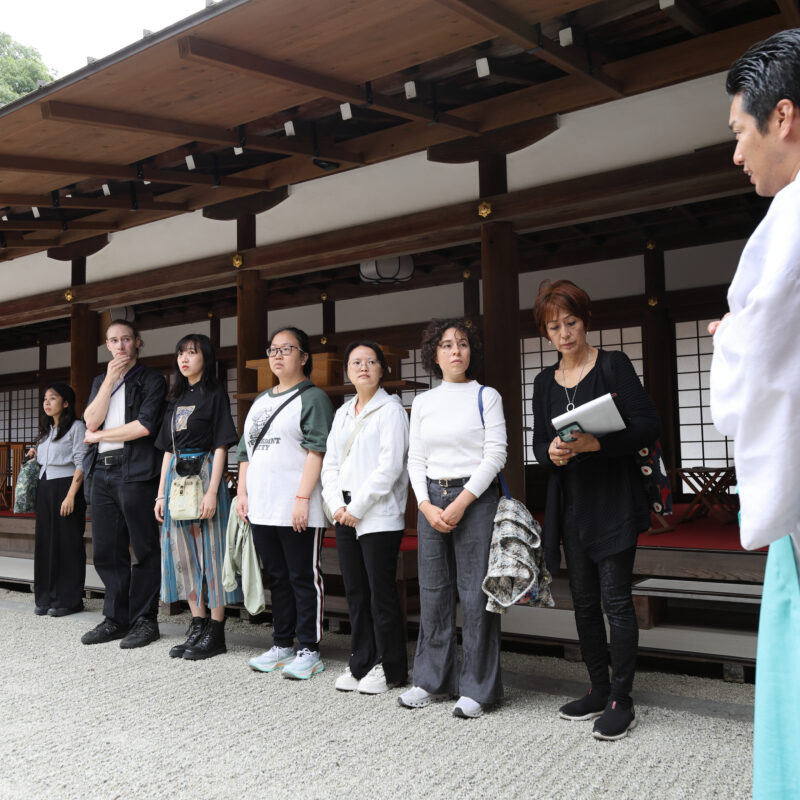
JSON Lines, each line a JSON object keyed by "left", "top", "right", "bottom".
{"left": 237, "top": 327, "right": 334, "bottom": 680}
{"left": 30, "top": 383, "right": 88, "bottom": 617}
{"left": 154, "top": 333, "right": 239, "bottom": 660}
{"left": 399, "top": 319, "right": 507, "bottom": 719}
{"left": 321, "top": 341, "right": 410, "bottom": 694}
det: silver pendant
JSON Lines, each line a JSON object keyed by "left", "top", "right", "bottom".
{"left": 566, "top": 402, "right": 575, "bottom": 412}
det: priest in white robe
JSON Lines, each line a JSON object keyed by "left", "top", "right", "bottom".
{"left": 709, "top": 30, "right": 800, "bottom": 800}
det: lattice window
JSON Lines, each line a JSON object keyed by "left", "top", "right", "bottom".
{"left": 399, "top": 347, "right": 439, "bottom": 409}
{"left": 674, "top": 320, "right": 733, "bottom": 478}
{"left": 8, "top": 387, "right": 39, "bottom": 445}
{"left": 522, "top": 327, "right": 644, "bottom": 465}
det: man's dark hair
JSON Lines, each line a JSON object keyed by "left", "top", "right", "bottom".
{"left": 727, "top": 29, "right": 800, "bottom": 133}
{"left": 420, "top": 318, "right": 482, "bottom": 379}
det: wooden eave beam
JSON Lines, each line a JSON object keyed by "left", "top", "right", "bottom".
{"left": 0, "top": 192, "right": 186, "bottom": 213}
{"left": 0, "top": 219, "right": 118, "bottom": 231}
{"left": 40, "top": 100, "right": 365, "bottom": 166}
{"left": 177, "top": 36, "right": 481, "bottom": 137}
{"left": 775, "top": 0, "right": 800, "bottom": 27}
{"left": 433, "top": 0, "right": 623, "bottom": 98}
{"left": 659, "top": 0, "right": 707, "bottom": 36}
{"left": 0, "top": 153, "right": 267, "bottom": 190}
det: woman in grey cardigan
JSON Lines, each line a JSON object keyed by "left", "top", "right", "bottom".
{"left": 30, "top": 383, "right": 88, "bottom": 616}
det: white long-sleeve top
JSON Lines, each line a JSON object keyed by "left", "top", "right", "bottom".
{"left": 321, "top": 388, "right": 409, "bottom": 536}
{"left": 710, "top": 173, "right": 800, "bottom": 558}
{"left": 408, "top": 380, "right": 507, "bottom": 505}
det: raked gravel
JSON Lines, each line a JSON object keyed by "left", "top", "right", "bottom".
{"left": 0, "top": 588, "right": 753, "bottom": 800}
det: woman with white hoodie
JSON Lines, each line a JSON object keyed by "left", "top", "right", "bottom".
{"left": 322, "top": 340, "right": 410, "bottom": 695}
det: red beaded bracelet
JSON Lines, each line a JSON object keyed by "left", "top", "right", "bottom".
{"left": 295, "top": 495, "right": 310, "bottom": 500}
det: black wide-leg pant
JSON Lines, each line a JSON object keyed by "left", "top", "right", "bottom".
{"left": 34, "top": 475, "right": 86, "bottom": 611}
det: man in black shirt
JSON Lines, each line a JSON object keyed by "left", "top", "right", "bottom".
{"left": 81, "top": 320, "right": 166, "bottom": 648}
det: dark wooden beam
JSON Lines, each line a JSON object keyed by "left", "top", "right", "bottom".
{"left": 659, "top": 0, "right": 707, "bottom": 36}
{"left": 71, "top": 257, "right": 86, "bottom": 287}
{"left": 47, "top": 235, "right": 109, "bottom": 262}
{"left": 70, "top": 304, "right": 98, "bottom": 415}
{"left": 0, "top": 192, "right": 186, "bottom": 213}
{"left": 0, "top": 219, "right": 118, "bottom": 231}
{"left": 433, "top": 0, "right": 623, "bottom": 98}
{"left": 41, "top": 100, "right": 365, "bottom": 166}
{"left": 0, "top": 153, "right": 267, "bottom": 191}
{"left": 427, "top": 116, "right": 558, "bottom": 163}
{"left": 775, "top": 0, "right": 800, "bottom": 27}
{"left": 178, "top": 36, "right": 480, "bottom": 137}
{"left": 202, "top": 188, "right": 288, "bottom": 221}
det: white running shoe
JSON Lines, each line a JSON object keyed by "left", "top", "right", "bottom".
{"left": 334, "top": 667, "right": 359, "bottom": 692}
{"left": 397, "top": 686, "right": 444, "bottom": 709}
{"left": 453, "top": 696, "right": 483, "bottom": 718}
{"left": 248, "top": 645, "right": 295, "bottom": 673}
{"left": 357, "top": 663, "right": 391, "bottom": 695}
{"left": 282, "top": 648, "right": 324, "bottom": 680}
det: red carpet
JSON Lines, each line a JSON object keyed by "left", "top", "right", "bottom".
{"left": 638, "top": 504, "right": 765, "bottom": 552}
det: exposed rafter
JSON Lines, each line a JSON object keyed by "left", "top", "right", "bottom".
{"left": 432, "top": 0, "right": 624, "bottom": 98}
{"left": 0, "top": 192, "right": 186, "bottom": 213}
{"left": 0, "top": 219, "right": 119, "bottom": 231}
{"left": 775, "top": 0, "right": 800, "bottom": 27}
{"left": 659, "top": 0, "right": 707, "bottom": 36}
{"left": 177, "top": 36, "right": 481, "bottom": 137}
{"left": 41, "top": 100, "right": 365, "bottom": 166}
{"left": 0, "top": 154, "right": 267, "bottom": 190}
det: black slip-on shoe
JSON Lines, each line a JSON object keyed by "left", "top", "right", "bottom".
{"left": 81, "top": 618, "right": 128, "bottom": 645}
{"left": 119, "top": 617, "right": 160, "bottom": 649}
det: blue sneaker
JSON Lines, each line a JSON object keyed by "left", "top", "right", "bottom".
{"left": 282, "top": 648, "right": 324, "bottom": 680}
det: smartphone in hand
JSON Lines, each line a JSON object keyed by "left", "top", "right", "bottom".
{"left": 558, "top": 422, "right": 584, "bottom": 442}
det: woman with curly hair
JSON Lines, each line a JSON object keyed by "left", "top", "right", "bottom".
{"left": 398, "top": 319, "right": 507, "bottom": 718}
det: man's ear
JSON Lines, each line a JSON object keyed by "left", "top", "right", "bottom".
{"left": 775, "top": 98, "right": 797, "bottom": 139}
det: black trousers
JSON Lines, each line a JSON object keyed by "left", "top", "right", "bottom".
{"left": 34, "top": 475, "right": 86, "bottom": 610}
{"left": 335, "top": 524, "right": 407, "bottom": 683}
{"left": 562, "top": 511, "right": 639, "bottom": 704}
{"left": 251, "top": 524, "right": 324, "bottom": 652}
{"left": 90, "top": 465, "right": 161, "bottom": 627}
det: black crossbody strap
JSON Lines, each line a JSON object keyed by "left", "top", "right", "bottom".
{"left": 252, "top": 382, "right": 314, "bottom": 452}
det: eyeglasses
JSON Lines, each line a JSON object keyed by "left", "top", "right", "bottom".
{"left": 349, "top": 359, "right": 380, "bottom": 370}
{"left": 267, "top": 345, "right": 304, "bottom": 358}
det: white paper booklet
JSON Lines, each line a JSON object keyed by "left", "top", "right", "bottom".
{"left": 551, "top": 392, "right": 626, "bottom": 437}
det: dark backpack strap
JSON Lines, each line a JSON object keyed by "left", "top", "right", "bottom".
{"left": 252, "top": 382, "right": 314, "bottom": 452}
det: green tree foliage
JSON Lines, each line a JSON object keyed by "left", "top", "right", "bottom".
{"left": 0, "top": 31, "right": 54, "bottom": 106}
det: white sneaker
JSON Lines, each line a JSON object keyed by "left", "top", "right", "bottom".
{"left": 397, "top": 686, "right": 444, "bottom": 709}
{"left": 453, "top": 696, "right": 483, "bottom": 718}
{"left": 282, "top": 648, "right": 324, "bottom": 680}
{"left": 334, "top": 667, "right": 359, "bottom": 692}
{"left": 248, "top": 645, "right": 295, "bottom": 673}
{"left": 357, "top": 663, "right": 391, "bottom": 695}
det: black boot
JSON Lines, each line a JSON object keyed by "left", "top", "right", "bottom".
{"left": 169, "top": 616, "right": 207, "bottom": 659}
{"left": 183, "top": 618, "right": 226, "bottom": 660}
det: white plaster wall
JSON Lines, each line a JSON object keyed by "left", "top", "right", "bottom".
{"left": 665, "top": 239, "right": 745, "bottom": 291}
{"left": 0, "top": 347, "right": 38, "bottom": 375}
{"left": 220, "top": 315, "right": 237, "bottom": 348}
{"left": 518, "top": 256, "right": 644, "bottom": 305}
{"left": 507, "top": 73, "right": 732, "bottom": 191}
{"left": 336, "top": 284, "right": 462, "bottom": 333}
{"left": 47, "top": 342, "right": 71, "bottom": 369}
{"left": 0, "top": 251, "right": 72, "bottom": 304}
{"left": 268, "top": 304, "right": 323, "bottom": 337}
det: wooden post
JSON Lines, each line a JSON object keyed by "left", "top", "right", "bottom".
{"left": 37, "top": 341, "right": 47, "bottom": 403}
{"left": 643, "top": 243, "right": 678, "bottom": 472}
{"left": 70, "top": 304, "right": 98, "bottom": 416}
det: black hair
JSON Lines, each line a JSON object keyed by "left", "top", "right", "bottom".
{"left": 727, "top": 29, "right": 800, "bottom": 133}
{"left": 39, "top": 383, "right": 78, "bottom": 442}
{"left": 343, "top": 340, "right": 388, "bottom": 382}
{"left": 167, "top": 333, "right": 219, "bottom": 403}
{"left": 420, "top": 318, "right": 482, "bottom": 379}
{"left": 269, "top": 326, "right": 313, "bottom": 377}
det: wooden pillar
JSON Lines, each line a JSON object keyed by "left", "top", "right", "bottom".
{"left": 37, "top": 341, "right": 47, "bottom": 400}
{"left": 322, "top": 296, "right": 335, "bottom": 338}
{"left": 643, "top": 243, "right": 678, "bottom": 472}
{"left": 463, "top": 271, "right": 480, "bottom": 320}
{"left": 209, "top": 311, "right": 221, "bottom": 350}
{"left": 70, "top": 304, "right": 98, "bottom": 416}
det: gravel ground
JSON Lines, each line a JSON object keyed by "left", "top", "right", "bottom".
{"left": 0, "top": 587, "right": 753, "bottom": 800}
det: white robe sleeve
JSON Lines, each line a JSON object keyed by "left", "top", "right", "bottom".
{"left": 710, "top": 180, "right": 800, "bottom": 550}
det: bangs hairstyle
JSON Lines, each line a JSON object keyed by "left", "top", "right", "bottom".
{"left": 532, "top": 280, "right": 591, "bottom": 337}
{"left": 167, "top": 333, "right": 218, "bottom": 403}
{"left": 269, "top": 326, "right": 313, "bottom": 377}
{"left": 343, "top": 340, "right": 388, "bottom": 381}
{"left": 726, "top": 29, "right": 800, "bottom": 133}
{"left": 420, "top": 318, "right": 482, "bottom": 379}
{"left": 39, "top": 382, "right": 78, "bottom": 442}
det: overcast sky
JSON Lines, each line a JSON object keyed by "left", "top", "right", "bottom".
{"left": 1, "top": 0, "right": 211, "bottom": 78}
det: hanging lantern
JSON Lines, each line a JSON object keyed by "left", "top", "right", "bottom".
{"left": 359, "top": 255, "right": 414, "bottom": 285}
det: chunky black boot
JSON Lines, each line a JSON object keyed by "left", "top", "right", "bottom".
{"left": 183, "top": 618, "right": 226, "bottom": 660}
{"left": 169, "top": 616, "right": 207, "bottom": 659}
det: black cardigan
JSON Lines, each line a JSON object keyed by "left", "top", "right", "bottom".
{"left": 532, "top": 349, "right": 661, "bottom": 573}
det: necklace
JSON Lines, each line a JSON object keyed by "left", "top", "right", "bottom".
{"left": 562, "top": 347, "right": 590, "bottom": 412}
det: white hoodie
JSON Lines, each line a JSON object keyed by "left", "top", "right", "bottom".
{"left": 321, "top": 388, "right": 409, "bottom": 536}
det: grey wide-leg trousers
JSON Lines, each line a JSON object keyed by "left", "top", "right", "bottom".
{"left": 412, "top": 480, "right": 502, "bottom": 705}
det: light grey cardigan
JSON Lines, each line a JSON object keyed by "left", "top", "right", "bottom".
{"left": 37, "top": 421, "right": 88, "bottom": 480}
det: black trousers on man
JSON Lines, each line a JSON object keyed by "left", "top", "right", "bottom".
{"left": 90, "top": 463, "right": 161, "bottom": 627}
